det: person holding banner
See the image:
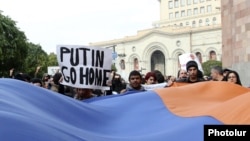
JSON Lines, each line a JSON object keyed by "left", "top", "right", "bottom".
{"left": 176, "top": 60, "right": 205, "bottom": 83}
{"left": 120, "top": 70, "right": 146, "bottom": 94}
{"left": 74, "top": 88, "right": 97, "bottom": 100}
{"left": 177, "top": 69, "right": 188, "bottom": 80}
{"left": 112, "top": 73, "right": 126, "bottom": 94}
{"left": 210, "top": 66, "right": 227, "bottom": 81}
{"left": 144, "top": 72, "right": 156, "bottom": 85}
{"left": 105, "top": 69, "right": 116, "bottom": 95}
{"left": 225, "top": 70, "right": 242, "bottom": 86}
{"left": 57, "top": 45, "right": 113, "bottom": 95}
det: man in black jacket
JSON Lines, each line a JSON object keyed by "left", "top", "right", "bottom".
{"left": 176, "top": 60, "right": 205, "bottom": 83}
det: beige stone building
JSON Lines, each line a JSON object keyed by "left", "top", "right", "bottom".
{"left": 90, "top": 0, "right": 222, "bottom": 81}
{"left": 221, "top": 0, "right": 250, "bottom": 86}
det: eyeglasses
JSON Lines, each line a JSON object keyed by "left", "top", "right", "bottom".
{"left": 228, "top": 76, "right": 236, "bottom": 79}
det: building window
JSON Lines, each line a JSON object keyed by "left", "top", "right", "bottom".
{"left": 169, "top": 13, "right": 173, "bottom": 19}
{"left": 193, "top": 0, "right": 198, "bottom": 4}
{"left": 169, "top": 1, "right": 173, "bottom": 9}
{"left": 134, "top": 58, "right": 139, "bottom": 71}
{"left": 120, "top": 59, "right": 125, "bottom": 70}
{"left": 192, "top": 21, "right": 196, "bottom": 27}
{"left": 207, "top": 5, "right": 212, "bottom": 13}
{"left": 175, "top": 12, "right": 179, "bottom": 18}
{"left": 206, "top": 18, "right": 210, "bottom": 25}
{"left": 177, "top": 53, "right": 182, "bottom": 68}
{"left": 187, "top": 9, "right": 192, "bottom": 16}
{"left": 181, "top": 0, "right": 185, "bottom": 6}
{"left": 193, "top": 8, "right": 198, "bottom": 15}
{"left": 213, "top": 17, "right": 217, "bottom": 24}
{"left": 186, "top": 21, "right": 189, "bottom": 26}
{"left": 200, "top": 7, "right": 205, "bottom": 13}
{"left": 199, "top": 19, "right": 202, "bottom": 26}
{"left": 180, "top": 23, "right": 183, "bottom": 26}
{"left": 174, "top": 0, "right": 179, "bottom": 8}
{"left": 181, "top": 10, "right": 185, "bottom": 17}
{"left": 200, "top": 0, "right": 205, "bottom": 2}
{"left": 187, "top": 0, "right": 191, "bottom": 5}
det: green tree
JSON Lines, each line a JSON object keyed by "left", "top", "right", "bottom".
{"left": 23, "top": 42, "right": 48, "bottom": 78}
{"left": 0, "top": 12, "right": 28, "bottom": 77}
{"left": 47, "top": 52, "right": 58, "bottom": 66}
{"left": 202, "top": 60, "right": 222, "bottom": 76}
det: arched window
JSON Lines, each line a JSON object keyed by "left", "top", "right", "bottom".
{"left": 134, "top": 58, "right": 139, "bottom": 71}
{"left": 199, "top": 19, "right": 202, "bottom": 26}
{"left": 178, "top": 53, "right": 182, "bottom": 68}
{"left": 192, "top": 21, "right": 196, "bottom": 27}
{"left": 151, "top": 51, "right": 165, "bottom": 74}
{"left": 213, "top": 17, "right": 217, "bottom": 24}
{"left": 120, "top": 59, "right": 125, "bottom": 70}
{"left": 206, "top": 18, "right": 210, "bottom": 26}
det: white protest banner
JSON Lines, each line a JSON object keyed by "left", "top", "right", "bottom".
{"left": 47, "top": 66, "right": 60, "bottom": 76}
{"left": 56, "top": 45, "right": 112, "bottom": 90}
{"left": 179, "top": 53, "right": 203, "bottom": 72}
{"left": 142, "top": 82, "right": 167, "bottom": 90}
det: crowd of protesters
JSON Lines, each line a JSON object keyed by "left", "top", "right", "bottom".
{"left": 5, "top": 60, "right": 245, "bottom": 101}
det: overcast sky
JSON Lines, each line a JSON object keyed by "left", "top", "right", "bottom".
{"left": 0, "top": 0, "right": 160, "bottom": 54}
